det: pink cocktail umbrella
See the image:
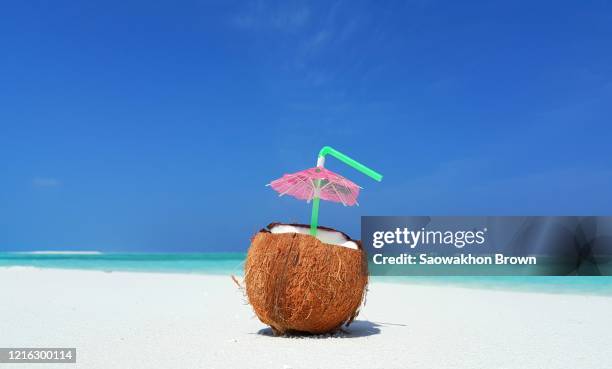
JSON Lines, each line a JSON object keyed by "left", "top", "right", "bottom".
{"left": 269, "top": 166, "right": 361, "bottom": 207}
{"left": 267, "top": 146, "right": 383, "bottom": 236}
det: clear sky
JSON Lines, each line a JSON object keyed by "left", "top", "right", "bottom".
{"left": 1, "top": 1, "right": 611, "bottom": 252}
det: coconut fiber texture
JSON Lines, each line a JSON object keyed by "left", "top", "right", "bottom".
{"left": 244, "top": 223, "right": 368, "bottom": 335}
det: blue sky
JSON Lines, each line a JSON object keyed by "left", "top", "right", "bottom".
{"left": 1, "top": 0, "right": 611, "bottom": 252}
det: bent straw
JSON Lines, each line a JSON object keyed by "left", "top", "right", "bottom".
{"left": 310, "top": 146, "right": 383, "bottom": 236}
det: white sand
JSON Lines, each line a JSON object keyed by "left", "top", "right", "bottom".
{"left": 1, "top": 268, "right": 611, "bottom": 369}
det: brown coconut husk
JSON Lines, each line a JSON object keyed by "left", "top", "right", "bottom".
{"left": 244, "top": 223, "right": 368, "bottom": 335}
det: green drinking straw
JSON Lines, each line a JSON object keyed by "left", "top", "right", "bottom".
{"left": 310, "top": 146, "right": 383, "bottom": 236}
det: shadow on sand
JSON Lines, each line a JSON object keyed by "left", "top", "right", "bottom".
{"left": 256, "top": 320, "right": 389, "bottom": 338}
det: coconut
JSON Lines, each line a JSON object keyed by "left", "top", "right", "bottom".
{"left": 244, "top": 222, "right": 368, "bottom": 335}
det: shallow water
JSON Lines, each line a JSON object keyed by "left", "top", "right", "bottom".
{"left": 1, "top": 252, "right": 611, "bottom": 296}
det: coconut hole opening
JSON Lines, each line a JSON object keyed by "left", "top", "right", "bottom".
{"left": 269, "top": 224, "right": 358, "bottom": 250}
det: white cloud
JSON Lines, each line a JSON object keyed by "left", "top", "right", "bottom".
{"left": 230, "top": 1, "right": 310, "bottom": 31}
{"left": 32, "top": 177, "right": 62, "bottom": 188}
{"left": 229, "top": 0, "right": 371, "bottom": 90}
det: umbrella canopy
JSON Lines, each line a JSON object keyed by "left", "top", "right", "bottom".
{"left": 268, "top": 166, "right": 361, "bottom": 206}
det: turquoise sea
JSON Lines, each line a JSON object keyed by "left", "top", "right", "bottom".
{"left": 1, "top": 252, "right": 611, "bottom": 296}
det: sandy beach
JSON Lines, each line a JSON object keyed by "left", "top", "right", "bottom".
{"left": 1, "top": 267, "right": 611, "bottom": 369}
